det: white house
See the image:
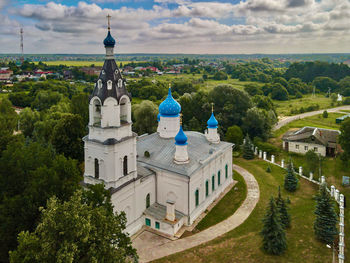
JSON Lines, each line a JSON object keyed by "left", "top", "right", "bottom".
{"left": 83, "top": 22, "right": 233, "bottom": 238}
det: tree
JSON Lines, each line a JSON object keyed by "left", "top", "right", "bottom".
{"left": 305, "top": 150, "right": 319, "bottom": 175}
{"left": 284, "top": 163, "right": 298, "bottom": 192}
{"left": 312, "top": 77, "right": 339, "bottom": 93}
{"left": 213, "top": 71, "right": 228, "bottom": 80}
{"left": 270, "top": 83, "right": 289, "bottom": 101}
{"left": 339, "top": 118, "right": 350, "bottom": 160}
{"left": 132, "top": 100, "right": 158, "bottom": 135}
{"left": 276, "top": 187, "right": 291, "bottom": 229}
{"left": 225, "top": 125, "right": 243, "bottom": 145}
{"left": 314, "top": 184, "right": 338, "bottom": 244}
{"left": 51, "top": 114, "right": 85, "bottom": 161}
{"left": 242, "top": 134, "right": 254, "bottom": 160}
{"left": 210, "top": 85, "right": 252, "bottom": 132}
{"left": 18, "top": 107, "right": 40, "bottom": 138}
{"left": 0, "top": 98, "right": 18, "bottom": 154}
{"left": 71, "top": 93, "right": 89, "bottom": 126}
{"left": 322, "top": 110, "right": 328, "bottom": 118}
{"left": 244, "top": 84, "right": 263, "bottom": 96}
{"left": 242, "top": 107, "right": 274, "bottom": 141}
{"left": 260, "top": 197, "right": 287, "bottom": 255}
{"left": 10, "top": 189, "right": 137, "bottom": 263}
{"left": 0, "top": 141, "right": 82, "bottom": 262}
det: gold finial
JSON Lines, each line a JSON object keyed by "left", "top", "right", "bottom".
{"left": 180, "top": 113, "right": 183, "bottom": 125}
{"left": 169, "top": 83, "right": 171, "bottom": 89}
{"left": 107, "top": 14, "right": 111, "bottom": 31}
{"left": 211, "top": 102, "right": 214, "bottom": 113}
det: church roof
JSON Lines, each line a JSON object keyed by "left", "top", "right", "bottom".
{"left": 175, "top": 126, "right": 188, "bottom": 146}
{"left": 89, "top": 59, "right": 131, "bottom": 104}
{"left": 137, "top": 131, "right": 233, "bottom": 177}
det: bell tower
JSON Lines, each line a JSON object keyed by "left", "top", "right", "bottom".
{"left": 83, "top": 15, "right": 137, "bottom": 188}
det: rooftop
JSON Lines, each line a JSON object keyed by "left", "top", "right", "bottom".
{"left": 137, "top": 131, "right": 233, "bottom": 177}
{"left": 144, "top": 203, "right": 186, "bottom": 224}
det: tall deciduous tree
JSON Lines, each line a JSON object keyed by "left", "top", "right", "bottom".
{"left": 10, "top": 189, "right": 137, "bottom": 263}
{"left": 18, "top": 107, "right": 40, "bottom": 138}
{"left": 276, "top": 187, "right": 291, "bottom": 229}
{"left": 0, "top": 98, "right": 18, "bottom": 153}
{"left": 339, "top": 118, "right": 350, "bottom": 161}
{"left": 284, "top": 163, "right": 298, "bottom": 192}
{"left": 261, "top": 197, "right": 287, "bottom": 255}
{"left": 314, "top": 184, "right": 338, "bottom": 244}
{"left": 132, "top": 100, "right": 158, "bottom": 135}
{"left": 225, "top": 125, "right": 243, "bottom": 146}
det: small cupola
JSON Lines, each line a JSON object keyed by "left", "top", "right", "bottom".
{"left": 205, "top": 103, "right": 220, "bottom": 144}
{"left": 159, "top": 87, "right": 181, "bottom": 117}
{"left": 174, "top": 115, "right": 189, "bottom": 164}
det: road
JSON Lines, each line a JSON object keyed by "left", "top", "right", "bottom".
{"left": 273, "top": 105, "right": 350, "bottom": 131}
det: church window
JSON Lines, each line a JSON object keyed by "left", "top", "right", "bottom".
{"left": 118, "top": 79, "right": 123, "bottom": 88}
{"left": 225, "top": 164, "right": 228, "bottom": 179}
{"left": 93, "top": 99, "right": 102, "bottom": 127}
{"left": 212, "top": 175, "right": 215, "bottom": 191}
{"left": 205, "top": 180, "right": 209, "bottom": 197}
{"left": 145, "top": 218, "right": 151, "bottom": 227}
{"left": 107, "top": 80, "right": 112, "bottom": 90}
{"left": 155, "top": 221, "right": 160, "bottom": 229}
{"left": 218, "top": 171, "right": 221, "bottom": 186}
{"left": 195, "top": 189, "right": 199, "bottom": 207}
{"left": 97, "top": 79, "right": 102, "bottom": 89}
{"left": 123, "top": 156, "right": 128, "bottom": 175}
{"left": 94, "top": 158, "right": 99, "bottom": 179}
{"left": 146, "top": 193, "right": 150, "bottom": 208}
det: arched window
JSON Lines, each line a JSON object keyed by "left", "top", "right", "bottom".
{"left": 205, "top": 180, "right": 209, "bottom": 197}
{"left": 195, "top": 189, "right": 199, "bottom": 207}
{"left": 94, "top": 158, "right": 99, "bottom": 179}
{"left": 225, "top": 164, "right": 228, "bottom": 179}
{"left": 123, "top": 156, "right": 128, "bottom": 176}
{"left": 119, "top": 97, "right": 129, "bottom": 123}
{"left": 218, "top": 171, "right": 221, "bottom": 186}
{"left": 107, "top": 80, "right": 112, "bottom": 90}
{"left": 146, "top": 193, "right": 150, "bottom": 208}
{"left": 93, "top": 99, "right": 102, "bottom": 127}
{"left": 212, "top": 175, "right": 215, "bottom": 191}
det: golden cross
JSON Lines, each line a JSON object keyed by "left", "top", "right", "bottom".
{"left": 180, "top": 113, "right": 183, "bottom": 125}
{"left": 107, "top": 14, "right": 111, "bottom": 30}
{"left": 169, "top": 83, "right": 171, "bottom": 89}
{"left": 211, "top": 102, "right": 214, "bottom": 113}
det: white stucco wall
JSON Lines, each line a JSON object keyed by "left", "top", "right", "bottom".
{"left": 284, "top": 141, "right": 326, "bottom": 157}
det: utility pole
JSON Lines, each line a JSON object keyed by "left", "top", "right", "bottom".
{"left": 20, "top": 27, "right": 24, "bottom": 64}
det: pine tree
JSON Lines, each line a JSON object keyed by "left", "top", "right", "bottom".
{"left": 284, "top": 163, "right": 298, "bottom": 192}
{"left": 261, "top": 197, "right": 287, "bottom": 255}
{"left": 276, "top": 187, "right": 291, "bottom": 229}
{"left": 242, "top": 134, "right": 254, "bottom": 160}
{"left": 314, "top": 184, "right": 338, "bottom": 244}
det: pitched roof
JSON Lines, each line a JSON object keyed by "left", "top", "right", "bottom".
{"left": 282, "top": 126, "right": 340, "bottom": 147}
{"left": 137, "top": 131, "right": 233, "bottom": 177}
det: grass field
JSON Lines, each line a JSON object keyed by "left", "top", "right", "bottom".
{"left": 273, "top": 112, "right": 343, "bottom": 138}
{"left": 274, "top": 94, "right": 335, "bottom": 117}
{"left": 195, "top": 171, "right": 247, "bottom": 232}
{"left": 155, "top": 158, "right": 332, "bottom": 263}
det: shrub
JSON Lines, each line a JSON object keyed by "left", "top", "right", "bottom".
{"left": 322, "top": 110, "right": 328, "bottom": 118}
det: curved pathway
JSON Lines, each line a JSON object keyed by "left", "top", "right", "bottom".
{"left": 273, "top": 105, "right": 350, "bottom": 131}
{"left": 135, "top": 164, "right": 260, "bottom": 263}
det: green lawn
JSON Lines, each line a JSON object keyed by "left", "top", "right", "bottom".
{"left": 274, "top": 94, "right": 335, "bottom": 117}
{"left": 155, "top": 159, "right": 332, "bottom": 263}
{"left": 273, "top": 112, "right": 343, "bottom": 138}
{"left": 195, "top": 171, "right": 247, "bottom": 231}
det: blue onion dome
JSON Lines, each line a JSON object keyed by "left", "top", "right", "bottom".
{"left": 207, "top": 112, "right": 218, "bottom": 128}
{"left": 175, "top": 126, "right": 188, "bottom": 146}
{"left": 103, "top": 31, "right": 116, "bottom": 47}
{"left": 157, "top": 113, "right": 160, "bottom": 122}
{"left": 159, "top": 88, "right": 181, "bottom": 117}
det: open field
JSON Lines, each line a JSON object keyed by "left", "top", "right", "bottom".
{"left": 195, "top": 171, "right": 247, "bottom": 232}
{"left": 274, "top": 94, "right": 336, "bottom": 117}
{"left": 155, "top": 158, "right": 332, "bottom": 263}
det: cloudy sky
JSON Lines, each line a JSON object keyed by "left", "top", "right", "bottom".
{"left": 0, "top": 0, "right": 349, "bottom": 54}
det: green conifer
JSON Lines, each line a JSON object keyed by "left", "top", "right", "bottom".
{"left": 284, "top": 163, "right": 298, "bottom": 192}
{"left": 276, "top": 187, "right": 291, "bottom": 229}
{"left": 314, "top": 184, "right": 338, "bottom": 244}
{"left": 261, "top": 197, "right": 287, "bottom": 255}
{"left": 242, "top": 134, "right": 254, "bottom": 160}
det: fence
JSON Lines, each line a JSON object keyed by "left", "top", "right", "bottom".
{"left": 252, "top": 145, "right": 346, "bottom": 263}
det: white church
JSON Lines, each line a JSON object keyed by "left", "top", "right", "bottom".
{"left": 83, "top": 21, "right": 234, "bottom": 237}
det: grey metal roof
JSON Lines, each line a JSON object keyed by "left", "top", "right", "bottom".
{"left": 137, "top": 131, "right": 233, "bottom": 177}
{"left": 144, "top": 203, "right": 186, "bottom": 224}
{"left": 89, "top": 59, "right": 131, "bottom": 104}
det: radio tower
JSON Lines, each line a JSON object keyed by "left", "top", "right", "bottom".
{"left": 20, "top": 27, "right": 24, "bottom": 64}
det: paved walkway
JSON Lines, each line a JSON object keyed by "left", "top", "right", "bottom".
{"left": 273, "top": 105, "right": 350, "bottom": 131}
{"left": 134, "top": 164, "right": 260, "bottom": 263}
